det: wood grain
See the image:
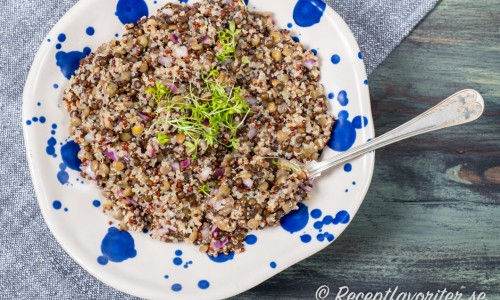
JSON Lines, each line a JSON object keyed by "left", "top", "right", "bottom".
{"left": 235, "top": 0, "right": 500, "bottom": 298}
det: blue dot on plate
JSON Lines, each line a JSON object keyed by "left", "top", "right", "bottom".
{"left": 345, "top": 189, "right": 349, "bottom": 193}
{"left": 344, "top": 163, "right": 352, "bottom": 172}
{"left": 32, "top": 117, "right": 38, "bottom": 122}
{"left": 39, "top": 116, "right": 46, "bottom": 123}
{"left": 164, "top": 275, "right": 169, "bottom": 279}
{"left": 171, "top": 283, "right": 182, "bottom": 292}
{"left": 97, "top": 256, "right": 108, "bottom": 265}
{"left": 287, "top": 23, "right": 292, "bottom": 28}
{"left": 115, "top": 33, "right": 119, "bottom": 37}
{"left": 64, "top": 208, "right": 68, "bottom": 212}
{"left": 313, "top": 221, "right": 323, "bottom": 230}
{"left": 358, "top": 52, "right": 363, "bottom": 59}
{"left": 53, "top": 84, "right": 59, "bottom": 89}
{"left": 37, "top": 102, "right": 41, "bottom": 106}
{"left": 292, "top": 36, "right": 300, "bottom": 43}
{"left": 245, "top": 234, "right": 257, "bottom": 245}
{"left": 86, "top": 26, "right": 95, "bottom": 36}
{"left": 56, "top": 43, "right": 62, "bottom": 49}
{"left": 52, "top": 200, "right": 62, "bottom": 210}
{"left": 331, "top": 54, "right": 341, "bottom": 64}
{"left": 26, "top": 120, "right": 32, "bottom": 125}
{"left": 51, "top": 130, "right": 56, "bottom": 135}
{"left": 57, "top": 33, "right": 66, "bottom": 42}
{"left": 352, "top": 181, "right": 356, "bottom": 185}
{"left": 337, "top": 90, "right": 348, "bottom": 106}
{"left": 173, "top": 257, "right": 182, "bottom": 265}
{"left": 52, "top": 123, "right": 57, "bottom": 129}
{"left": 328, "top": 92, "right": 334, "bottom": 100}
{"left": 300, "top": 234, "right": 312, "bottom": 243}
{"left": 311, "top": 49, "right": 317, "bottom": 56}
{"left": 198, "top": 280, "right": 210, "bottom": 289}
{"left": 175, "top": 249, "right": 182, "bottom": 256}
{"left": 364, "top": 79, "right": 369, "bottom": 85}
{"left": 310, "top": 209, "right": 322, "bottom": 219}
{"left": 270, "top": 261, "right": 277, "bottom": 268}
{"left": 92, "top": 200, "right": 101, "bottom": 207}
{"left": 47, "top": 38, "right": 51, "bottom": 42}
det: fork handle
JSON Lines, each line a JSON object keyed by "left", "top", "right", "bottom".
{"left": 307, "top": 89, "right": 485, "bottom": 177}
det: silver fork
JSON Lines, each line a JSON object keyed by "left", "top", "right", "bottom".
{"left": 266, "top": 89, "right": 484, "bottom": 179}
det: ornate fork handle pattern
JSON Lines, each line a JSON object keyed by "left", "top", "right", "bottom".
{"left": 306, "top": 89, "right": 485, "bottom": 178}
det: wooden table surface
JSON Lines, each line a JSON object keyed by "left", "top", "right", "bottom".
{"left": 237, "top": 0, "right": 500, "bottom": 298}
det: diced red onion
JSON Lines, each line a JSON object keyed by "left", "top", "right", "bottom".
{"left": 201, "top": 227, "right": 210, "bottom": 239}
{"left": 138, "top": 112, "right": 150, "bottom": 121}
{"left": 162, "top": 8, "right": 174, "bottom": 16}
{"left": 173, "top": 45, "right": 188, "bottom": 58}
{"left": 123, "top": 156, "right": 131, "bottom": 163}
{"left": 172, "top": 162, "right": 180, "bottom": 171}
{"left": 147, "top": 147, "right": 155, "bottom": 158}
{"left": 299, "top": 183, "right": 313, "bottom": 193}
{"left": 211, "top": 226, "right": 220, "bottom": 238}
{"left": 171, "top": 33, "right": 179, "bottom": 44}
{"left": 214, "top": 168, "right": 225, "bottom": 178}
{"left": 84, "top": 132, "right": 95, "bottom": 143}
{"left": 125, "top": 196, "right": 138, "bottom": 206}
{"left": 210, "top": 188, "right": 218, "bottom": 196}
{"left": 247, "top": 127, "right": 257, "bottom": 140}
{"left": 211, "top": 237, "right": 229, "bottom": 250}
{"left": 157, "top": 227, "right": 168, "bottom": 234}
{"left": 202, "top": 120, "right": 209, "bottom": 126}
{"left": 202, "top": 35, "right": 208, "bottom": 43}
{"left": 165, "top": 82, "right": 178, "bottom": 94}
{"left": 242, "top": 178, "right": 254, "bottom": 189}
{"left": 304, "top": 59, "right": 315, "bottom": 69}
{"left": 180, "top": 159, "right": 191, "bottom": 168}
{"left": 308, "top": 177, "right": 317, "bottom": 185}
{"left": 103, "top": 148, "right": 117, "bottom": 161}
{"left": 199, "top": 167, "right": 212, "bottom": 181}
{"left": 158, "top": 55, "right": 172, "bottom": 67}
{"left": 245, "top": 97, "right": 257, "bottom": 105}
{"left": 116, "top": 189, "right": 122, "bottom": 196}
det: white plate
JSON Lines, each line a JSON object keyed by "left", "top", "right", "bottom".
{"left": 22, "top": 0, "right": 374, "bottom": 298}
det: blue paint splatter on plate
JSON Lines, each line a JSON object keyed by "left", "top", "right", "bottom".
{"left": 207, "top": 252, "right": 234, "bottom": 263}
{"left": 52, "top": 200, "right": 62, "bottom": 210}
{"left": 93, "top": 200, "right": 101, "bottom": 207}
{"left": 331, "top": 54, "right": 341, "bottom": 64}
{"left": 115, "top": 0, "right": 148, "bottom": 25}
{"left": 56, "top": 47, "right": 91, "bottom": 79}
{"left": 57, "top": 163, "right": 69, "bottom": 185}
{"left": 86, "top": 26, "right": 95, "bottom": 36}
{"left": 293, "top": 0, "right": 326, "bottom": 27}
{"left": 244, "top": 234, "right": 257, "bottom": 245}
{"left": 310, "top": 208, "right": 322, "bottom": 219}
{"left": 332, "top": 210, "right": 350, "bottom": 225}
{"left": 270, "top": 261, "right": 277, "bottom": 268}
{"left": 337, "top": 90, "right": 348, "bottom": 106}
{"left": 327, "top": 110, "right": 368, "bottom": 152}
{"left": 344, "top": 163, "right": 352, "bottom": 172}
{"left": 97, "top": 227, "right": 137, "bottom": 265}
{"left": 280, "top": 202, "right": 309, "bottom": 234}
{"left": 171, "top": 283, "right": 182, "bottom": 292}
{"left": 46, "top": 137, "right": 57, "bottom": 157}
{"left": 300, "top": 234, "right": 312, "bottom": 243}
{"left": 57, "top": 33, "right": 66, "bottom": 42}
{"left": 198, "top": 280, "right": 210, "bottom": 289}
{"left": 61, "top": 140, "right": 81, "bottom": 171}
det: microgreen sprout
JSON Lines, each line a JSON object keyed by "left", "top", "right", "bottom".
{"left": 241, "top": 57, "right": 250, "bottom": 65}
{"left": 198, "top": 184, "right": 211, "bottom": 195}
{"left": 157, "top": 132, "right": 169, "bottom": 145}
{"left": 148, "top": 68, "right": 251, "bottom": 158}
{"left": 216, "top": 21, "right": 241, "bottom": 62}
{"left": 146, "top": 80, "right": 174, "bottom": 104}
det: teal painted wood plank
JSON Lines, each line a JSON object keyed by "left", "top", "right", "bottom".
{"left": 235, "top": 0, "right": 500, "bottom": 298}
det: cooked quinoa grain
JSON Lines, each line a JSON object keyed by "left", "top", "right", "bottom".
{"left": 63, "top": 0, "right": 334, "bottom": 256}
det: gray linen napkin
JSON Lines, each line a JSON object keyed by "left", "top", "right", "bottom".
{"left": 0, "top": 0, "right": 438, "bottom": 299}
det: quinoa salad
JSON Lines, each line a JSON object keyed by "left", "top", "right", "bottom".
{"left": 63, "top": 0, "right": 334, "bottom": 256}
